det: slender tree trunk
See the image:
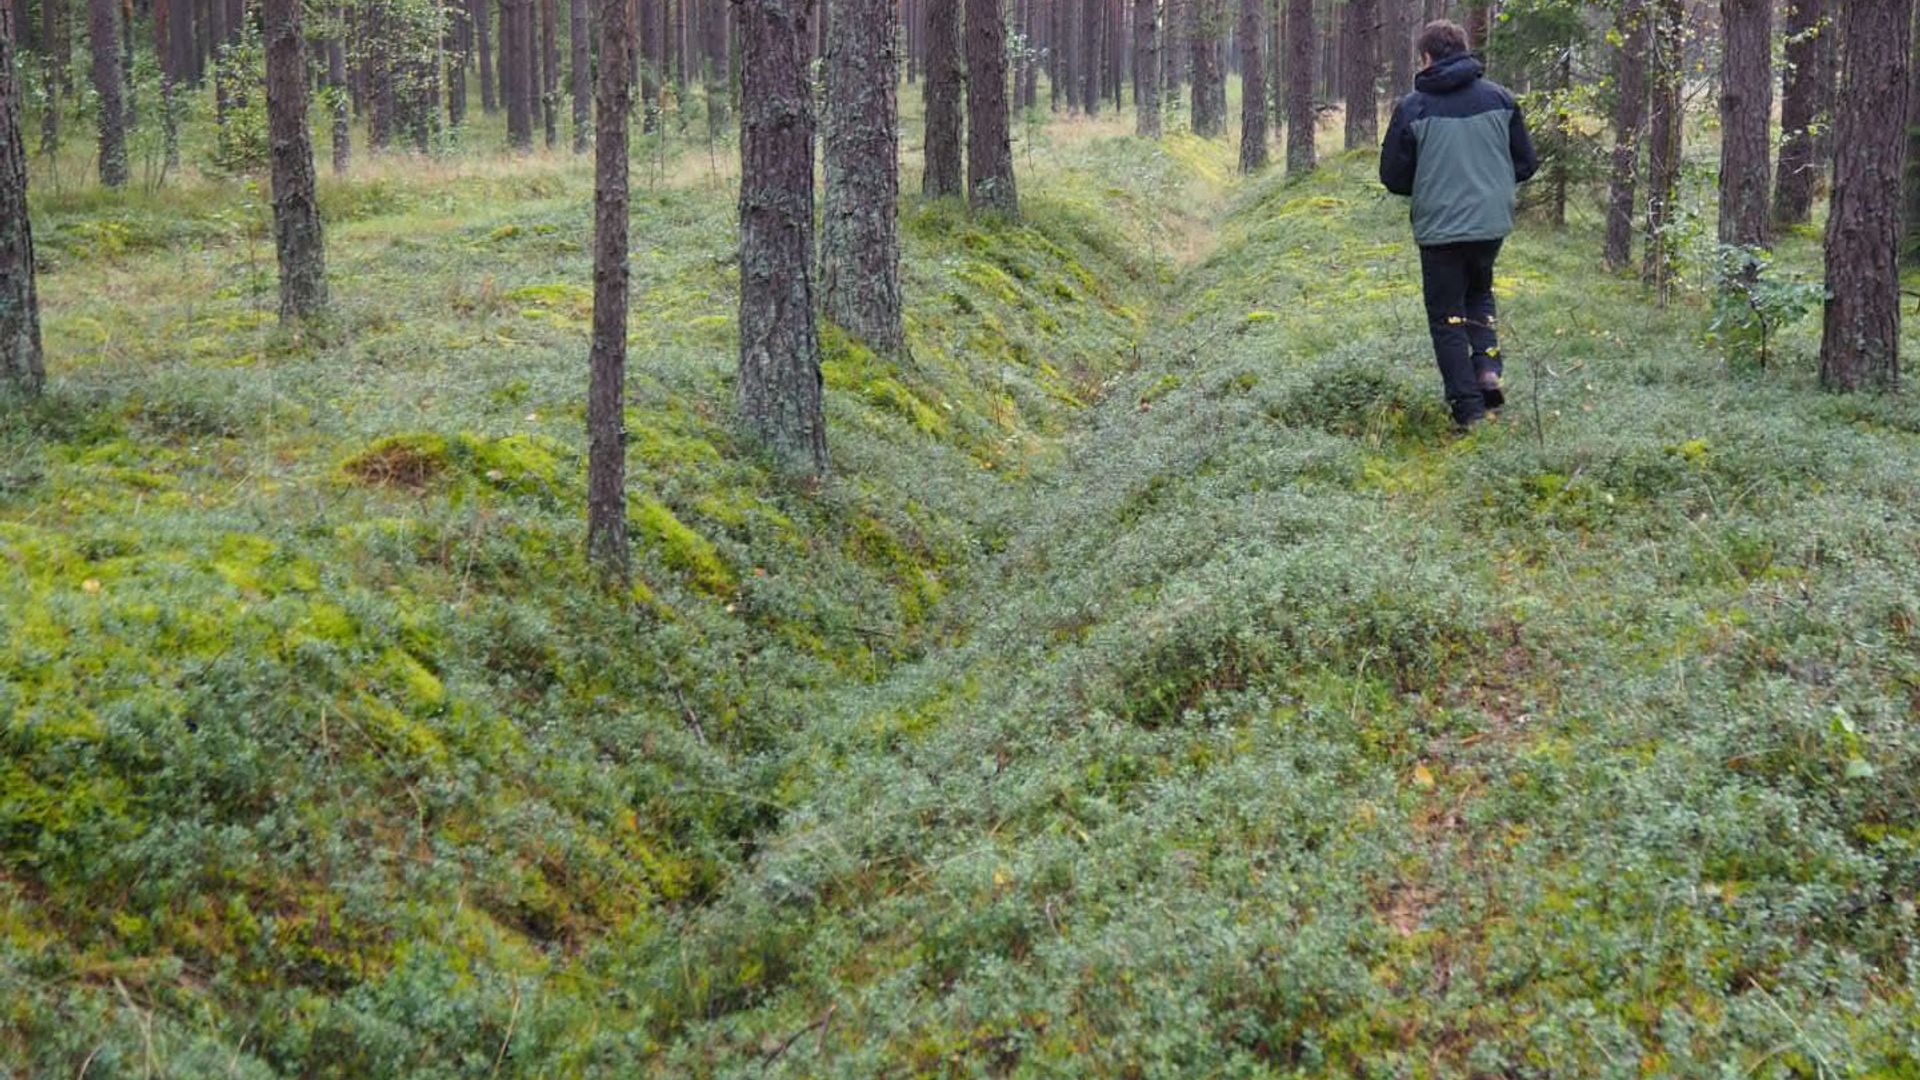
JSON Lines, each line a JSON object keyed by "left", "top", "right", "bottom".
{"left": 704, "top": 0, "right": 727, "bottom": 141}
{"left": 1604, "top": 0, "right": 1647, "bottom": 270}
{"left": 39, "top": 0, "right": 59, "bottom": 157}
{"left": 823, "top": 0, "right": 903, "bottom": 357}
{"left": 505, "top": 0, "right": 532, "bottom": 147}
{"left": 588, "top": 0, "right": 632, "bottom": 579}
{"left": 1020, "top": 0, "right": 1037, "bottom": 106}
{"left": 1717, "top": 0, "right": 1771, "bottom": 250}
{"left": 1080, "top": 0, "right": 1099, "bottom": 113}
{"left": 369, "top": 1, "right": 394, "bottom": 148}
{"left": 966, "top": 0, "right": 1016, "bottom": 213}
{"left": 1463, "top": 0, "right": 1486, "bottom": 50}
{"left": 1821, "top": 0, "right": 1911, "bottom": 392}
{"left": 1133, "top": 0, "right": 1158, "bottom": 135}
{"left": 739, "top": 0, "right": 828, "bottom": 474}
{"left": 639, "top": 0, "right": 659, "bottom": 131}
{"left": 122, "top": 0, "right": 137, "bottom": 131}
{"left": 1238, "top": 0, "right": 1265, "bottom": 168}
{"left": 923, "top": 0, "right": 962, "bottom": 197}
{"left": 158, "top": 0, "right": 181, "bottom": 169}
{"left": 1189, "top": 0, "right": 1222, "bottom": 135}
{"left": 89, "top": 0, "right": 128, "bottom": 186}
{"left": 264, "top": 0, "right": 327, "bottom": 321}
{"left": 0, "top": 0, "right": 43, "bottom": 394}
{"left": 475, "top": 0, "right": 495, "bottom": 110}
{"left": 1643, "top": 0, "right": 1682, "bottom": 294}
{"left": 569, "top": 0, "right": 588, "bottom": 149}
{"left": 1284, "top": 0, "right": 1310, "bottom": 173}
{"left": 328, "top": 7, "right": 349, "bottom": 172}
{"left": 1907, "top": 2, "right": 1920, "bottom": 263}
{"left": 1387, "top": 0, "right": 1409, "bottom": 94}
{"left": 1162, "top": 0, "right": 1182, "bottom": 94}
{"left": 1049, "top": 0, "right": 1063, "bottom": 109}
{"left": 1772, "top": 0, "right": 1824, "bottom": 226}
{"left": 540, "top": 0, "right": 558, "bottom": 146}
{"left": 1342, "top": 0, "right": 1376, "bottom": 149}
{"left": 447, "top": 0, "right": 469, "bottom": 130}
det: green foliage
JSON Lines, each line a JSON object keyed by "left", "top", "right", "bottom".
{"left": 1708, "top": 245, "right": 1825, "bottom": 372}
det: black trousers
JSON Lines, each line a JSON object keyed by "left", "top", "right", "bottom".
{"left": 1419, "top": 238, "right": 1504, "bottom": 424}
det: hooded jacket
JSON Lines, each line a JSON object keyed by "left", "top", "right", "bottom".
{"left": 1379, "top": 53, "right": 1539, "bottom": 247}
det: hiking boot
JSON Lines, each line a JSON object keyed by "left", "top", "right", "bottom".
{"left": 1478, "top": 370, "right": 1505, "bottom": 411}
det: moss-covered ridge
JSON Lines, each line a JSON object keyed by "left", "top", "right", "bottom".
{"left": 1, "top": 125, "right": 1222, "bottom": 1074}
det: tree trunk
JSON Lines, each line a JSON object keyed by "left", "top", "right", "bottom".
{"left": 1019, "top": 0, "right": 1037, "bottom": 106}
{"left": 369, "top": 1, "right": 394, "bottom": 148}
{"left": 1189, "top": 0, "right": 1222, "bottom": 135}
{"left": 38, "top": 0, "right": 58, "bottom": 157}
{"left": 1603, "top": 0, "right": 1647, "bottom": 270}
{"left": 328, "top": 7, "right": 349, "bottom": 171}
{"left": 703, "top": 0, "right": 727, "bottom": 142}
{"left": 1821, "top": 0, "right": 1911, "bottom": 392}
{"left": 1387, "top": 0, "right": 1409, "bottom": 94}
{"left": 1463, "top": 0, "right": 1486, "bottom": 50}
{"left": 160, "top": 0, "right": 187, "bottom": 168}
{"left": 505, "top": 0, "right": 532, "bottom": 147}
{"left": 447, "top": 0, "right": 469, "bottom": 130}
{"left": 1772, "top": 0, "right": 1825, "bottom": 225}
{"left": 1163, "top": 0, "right": 1183, "bottom": 92}
{"left": 738, "top": 0, "right": 828, "bottom": 474}
{"left": 1133, "top": 0, "right": 1158, "bottom": 135}
{"left": 1283, "top": 0, "right": 1311, "bottom": 173}
{"left": 476, "top": 0, "right": 495, "bottom": 110}
{"left": 541, "top": 0, "right": 558, "bottom": 147}
{"left": 966, "top": 0, "right": 1017, "bottom": 212}
{"left": 1342, "top": 0, "right": 1376, "bottom": 149}
{"left": 1643, "top": 0, "right": 1682, "bottom": 294}
{"left": 1717, "top": 0, "right": 1771, "bottom": 250}
{"left": 823, "top": 0, "right": 904, "bottom": 358}
{"left": 640, "top": 0, "right": 659, "bottom": 131}
{"left": 923, "top": 0, "right": 962, "bottom": 196}
{"left": 1237, "top": 0, "right": 1265, "bottom": 168}
{"left": 1049, "top": 0, "right": 1063, "bottom": 109}
{"left": 1907, "top": 2, "right": 1920, "bottom": 263}
{"left": 588, "top": 0, "right": 633, "bottom": 579}
{"left": 89, "top": 0, "right": 128, "bottom": 186}
{"left": 0, "top": 0, "right": 43, "bottom": 394}
{"left": 1080, "top": 0, "right": 1099, "bottom": 113}
{"left": 570, "top": 0, "right": 589, "bottom": 149}
{"left": 264, "top": 0, "right": 327, "bottom": 321}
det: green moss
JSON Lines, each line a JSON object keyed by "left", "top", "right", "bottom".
{"left": 635, "top": 500, "right": 737, "bottom": 597}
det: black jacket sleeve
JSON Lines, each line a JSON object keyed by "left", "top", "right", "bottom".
{"left": 1379, "top": 97, "right": 1418, "bottom": 196}
{"left": 1509, "top": 99, "right": 1540, "bottom": 183}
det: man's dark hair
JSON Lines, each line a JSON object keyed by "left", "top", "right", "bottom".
{"left": 1417, "top": 20, "right": 1471, "bottom": 61}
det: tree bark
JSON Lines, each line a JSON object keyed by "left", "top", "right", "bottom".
{"left": 1772, "top": 0, "right": 1826, "bottom": 225}
{"left": 1283, "top": 0, "right": 1311, "bottom": 174}
{"left": 328, "top": 6, "right": 349, "bottom": 171}
{"left": 541, "top": 0, "right": 559, "bottom": 147}
{"left": 823, "top": 0, "right": 903, "bottom": 358}
{"left": 1, "top": 0, "right": 43, "bottom": 394}
{"left": 476, "top": 0, "right": 496, "bottom": 110}
{"left": 1342, "top": 0, "right": 1377, "bottom": 149}
{"left": 1603, "top": 0, "right": 1647, "bottom": 270}
{"left": 264, "top": 0, "right": 327, "bottom": 321}
{"left": 1162, "top": 0, "right": 1183, "bottom": 93}
{"left": 504, "top": 0, "right": 533, "bottom": 147}
{"left": 1386, "top": 0, "right": 1409, "bottom": 94}
{"left": 703, "top": 0, "right": 727, "bottom": 141}
{"left": 1907, "top": 2, "right": 1920, "bottom": 263}
{"left": 1080, "top": 0, "right": 1099, "bottom": 113}
{"left": 1463, "top": 0, "right": 1487, "bottom": 50}
{"left": 89, "top": 0, "right": 128, "bottom": 186}
{"left": 640, "top": 0, "right": 659, "bottom": 131}
{"left": 448, "top": 0, "right": 470, "bottom": 130}
{"left": 1133, "top": 0, "right": 1158, "bottom": 135}
{"left": 966, "top": 0, "right": 1017, "bottom": 213}
{"left": 1189, "top": 0, "right": 1222, "bottom": 135}
{"left": 738, "top": 0, "right": 828, "bottom": 474}
{"left": 1643, "top": 0, "right": 1682, "bottom": 294}
{"left": 1238, "top": 0, "right": 1265, "bottom": 168}
{"left": 1717, "top": 0, "right": 1771, "bottom": 250}
{"left": 570, "top": 0, "right": 589, "bottom": 149}
{"left": 923, "top": 0, "right": 963, "bottom": 196}
{"left": 588, "top": 0, "right": 633, "bottom": 579}
{"left": 1821, "top": 0, "right": 1911, "bottom": 392}
{"left": 38, "top": 0, "right": 58, "bottom": 156}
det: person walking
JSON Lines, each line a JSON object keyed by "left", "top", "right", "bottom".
{"left": 1379, "top": 20, "right": 1538, "bottom": 428}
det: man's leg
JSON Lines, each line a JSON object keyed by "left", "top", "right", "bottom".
{"left": 1420, "top": 243, "right": 1485, "bottom": 426}
{"left": 1464, "top": 239, "right": 1504, "bottom": 408}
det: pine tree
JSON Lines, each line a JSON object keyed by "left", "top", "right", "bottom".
{"left": 264, "top": 0, "right": 328, "bottom": 321}
{"left": 1642, "top": 0, "right": 1682, "bottom": 293}
{"left": 1604, "top": 0, "right": 1647, "bottom": 271}
{"left": 1238, "top": 0, "right": 1266, "bottom": 169}
{"left": 570, "top": 0, "right": 588, "bottom": 150}
{"left": 1134, "top": 0, "right": 1159, "bottom": 136}
{"left": 1, "top": 0, "right": 43, "bottom": 394}
{"left": 89, "top": 0, "right": 128, "bottom": 186}
{"left": 823, "top": 0, "right": 904, "bottom": 357}
{"left": 738, "top": 0, "right": 828, "bottom": 474}
{"left": 1717, "top": 0, "right": 1771, "bottom": 250}
{"left": 924, "top": 0, "right": 963, "bottom": 197}
{"left": 1821, "top": 0, "right": 1911, "bottom": 391}
{"left": 588, "top": 0, "right": 634, "bottom": 578}
{"left": 1284, "top": 0, "right": 1313, "bottom": 174}
{"left": 1342, "top": 0, "right": 1378, "bottom": 149}
{"left": 1773, "top": 0, "right": 1827, "bottom": 225}
{"left": 966, "top": 0, "right": 1017, "bottom": 213}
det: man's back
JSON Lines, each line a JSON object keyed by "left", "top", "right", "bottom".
{"left": 1380, "top": 53, "right": 1538, "bottom": 248}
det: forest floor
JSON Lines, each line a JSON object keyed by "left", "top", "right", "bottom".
{"left": 7, "top": 110, "right": 1920, "bottom": 1077}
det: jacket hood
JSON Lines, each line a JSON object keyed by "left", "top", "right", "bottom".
{"left": 1415, "top": 52, "right": 1485, "bottom": 94}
